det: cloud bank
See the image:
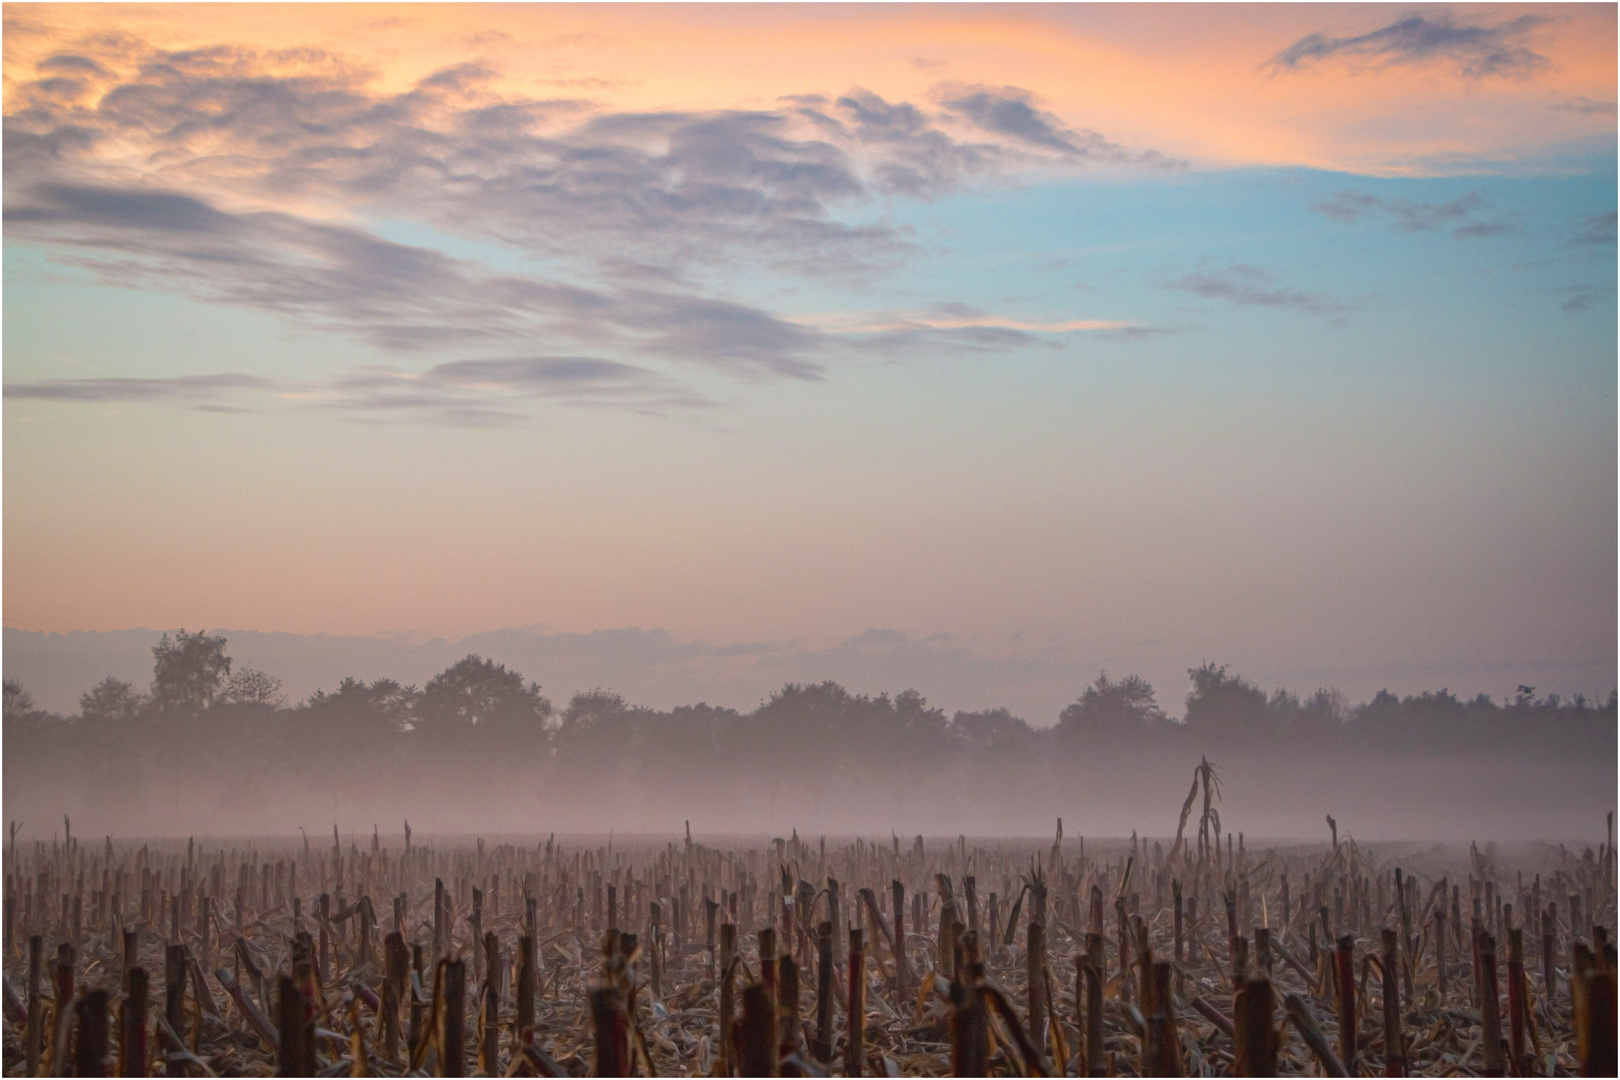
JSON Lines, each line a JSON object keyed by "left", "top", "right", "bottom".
{"left": 3, "top": 36, "right": 1176, "bottom": 419}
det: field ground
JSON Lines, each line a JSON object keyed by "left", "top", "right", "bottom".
{"left": 2, "top": 803, "right": 1616, "bottom": 1076}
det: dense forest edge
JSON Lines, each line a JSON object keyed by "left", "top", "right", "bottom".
{"left": 5, "top": 630, "right": 1615, "bottom": 838}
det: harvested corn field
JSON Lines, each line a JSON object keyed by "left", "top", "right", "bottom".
{"left": 5, "top": 4, "right": 1616, "bottom": 1077}
{"left": 3, "top": 768, "right": 1616, "bottom": 1076}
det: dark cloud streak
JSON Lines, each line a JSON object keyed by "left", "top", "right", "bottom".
{"left": 1164, "top": 264, "right": 1366, "bottom": 320}
{"left": 1572, "top": 212, "right": 1617, "bottom": 246}
{"left": 5, "top": 355, "right": 715, "bottom": 426}
{"left": 1268, "top": 14, "right": 1550, "bottom": 80}
{"left": 4, "top": 372, "right": 275, "bottom": 403}
{"left": 1551, "top": 96, "right": 1618, "bottom": 117}
{"left": 1312, "top": 189, "right": 1518, "bottom": 238}
{"left": 5, "top": 180, "right": 825, "bottom": 380}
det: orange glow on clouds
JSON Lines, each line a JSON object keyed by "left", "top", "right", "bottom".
{"left": 5, "top": 3, "right": 1614, "bottom": 177}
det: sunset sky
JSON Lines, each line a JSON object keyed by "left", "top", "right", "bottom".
{"left": 4, "top": 3, "right": 1615, "bottom": 719}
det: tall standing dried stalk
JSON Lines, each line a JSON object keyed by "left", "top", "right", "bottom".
{"left": 847, "top": 927, "right": 865, "bottom": 1079}
{"left": 779, "top": 953, "right": 802, "bottom": 1064}
{"left": 383, "top": 931, "right": 407, "bottom": 1064}
{"left": 891, "top": 880, "right": 910, "bottom": 1001}
{"left": 74, "top": 989, "right": 110, "bottom": 1077}
{"left": 1234, "top": 976, "right": 1277, "bottom": 1077}
{"left": 1083, "top": 933, "right": 1104, "bottom": 1078}
{"left": 1573, "top": 941, "right": 1617, "bottom": 1076}
{"left": 1479, "top": 933, "right": 1504, "bottom": 1077}
{"left": 1026, "top": 918, "right": 1046, "bottom": 1064}
{"left": 737, "top": 983, "right": 777, "bottom": 1077}
{"left": 589, "top": 985, "right": 629, "bottom": 1078}
{"left": 26, "top": 935, "right": 44, "bottom": 1077}
{"left": 1335, "top": 935, "right": 1356, "bottom": 1070}
{"left": 719, "top": 922, "right": 736, "bottom": 1077}
{"left": 1369, "top": 929, "right": 1398, "bottom": 1078}
{"left": 52, "top": 942, "right": 76, "bottom": 1073}
{"left": 276, "top": 975, "right": 305, "bottom": 1077}
{"left": 479, "top": 931, "right": 500, "bottom": 1075}
{"left": 516, "top": 934, "right": 536, "bottom": 1058}
{"left": 440, "top": 957, "right": 466, "bottom": 1077}
{"left": 1434, "top": 907, "right": 1447, "bottom": 1000}
{"left": 1506, "top": 927, "right": 1527, "bottom": 1076}
{"left": 814, "top": 921, "right": 834, "bottom": 1065}
{"left": 121, "top": 965, "right": 149, "bottom": 1078}
{"left": 949, "top": 960, "right": 988, "bottom": 1076}
{"left": 1150, "top": 961, "right": 1182, "bottom": 1077}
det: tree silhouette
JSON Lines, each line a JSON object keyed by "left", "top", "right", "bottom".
{"left": 415, "top": 654, "right": 551, "bottom": 746}
{"left": 224, "top": 668, "right": 285, "bottom": 707}
{"left": 3, "top": 678, "right": 38, "bottom": 723}
{"left": 302, "top": 677, "right": 417, "bottom": 736}
{"left": 1183, "top": 663, "right": 1266, "bottom": 742}
{"left": 79, "top": 677, "right": 143, "bottom": 723}
{"left": 1057, "top": 672, "right": 1166, "bottom": 740}
{"left": 3, "top": 633, "right": 1614, "bottom": 832}
{"left": 149, "top": 630, "right": 231, "bottom": 714}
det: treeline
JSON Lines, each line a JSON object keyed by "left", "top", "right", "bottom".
{"left": 3, "top": 630, "right": 1613, "bottom": 832}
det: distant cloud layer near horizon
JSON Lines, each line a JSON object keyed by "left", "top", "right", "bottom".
{"left": 4, "top": 4, "right": 1614, "bottom": 711}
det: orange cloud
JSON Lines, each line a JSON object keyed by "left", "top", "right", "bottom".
{"left": 4, "top": 4, "right": 1613, "bottom": 177}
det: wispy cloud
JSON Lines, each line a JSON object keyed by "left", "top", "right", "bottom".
{"left": 809, "top": 306, "right": 1138, "bottom": 335}
{"left": 1312, "top": 190, "right": 1518, "bottom": 238}
{"left": 1552, "top": 284, "right": 1610, "bottom": 314}
{"left": 932, "top": 82, "right": 1185, "bottom": 168}
{"left": 4, "top": 372, "right": 276, "bottom": 404}
{"left": 800, "top": 303, "right": 1173, "bottom": 349}
{"left": 4, "top": 180, "right": 828, "bottom": 380}
{"left": 1451, "top": 217, "right": 1521, "bottom": 240}
{"left": 1030, "top": 256, "right": 1077, "bottom": 275}
{"left": 5, "top": 355, "right": 714, "bottom": 426}
{"left": 1268, "top": 14, "right": 1550, "bottom": 80}
{"left": 1551, "top": 96, "right": 1618, "bottom": 117}
{"left": 1163, "top": 264, "right": 1367, "bottom": 320}
{"left": 1572, "top": 212, "right": 1617, "bottom": 246}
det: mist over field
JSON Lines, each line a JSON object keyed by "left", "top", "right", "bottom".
{"left": 5, "top": 629, "right": 1612, "bottom": 842}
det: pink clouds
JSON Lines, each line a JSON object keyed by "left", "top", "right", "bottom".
{"left": 4, "top": 4, "right": 1612, "bottom": 179}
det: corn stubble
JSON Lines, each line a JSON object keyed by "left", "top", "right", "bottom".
{"left": 0, "top": 778, "right": 1615, "bottom": 1076}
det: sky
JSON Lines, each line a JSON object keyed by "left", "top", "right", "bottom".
{"left": 3, "top": 3, "right": 1616, "bottom": 721}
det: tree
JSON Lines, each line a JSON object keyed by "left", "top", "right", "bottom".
{"left": 282, "top": 676, "right": 417, "bottom": 782}
{"left": 1183, "top": 663, "right": 1266, "bottom": 741}
{"left": 224, "top": 668, "right": 285, "bottom": 707}
{"left": 304, "top": 677, "right": 417, "bottom": 735}
{"left": 1057, "top": 673, "right": 1165, "bottom": 739}
{"left": 1301, "top": 687, "right": 1348, "bottom": 723}
{"left": 149, "top": 630, "right": 231, "bottom": 714}
{"left": 80, "top": 677, "right": 144, "bottom": 723}
{"left": 949, "top": 708, "right": 1034, "bottom": 750}
{"left": 3, "top": 678, "right": 61, "bottom": 746}
{"left": 415, "top": 654, "right": 551, "bottom": 743}
{"left": 748, "top": 681, "right": 861, "bottom": 770}
{"left": 888, "top": 689, "right": 949, "bottom": 754}
{"left": 559, "top": 689, "right": 629, "bottom": 730}
{"left": 3, "top": 678, "right": 37, "bottom": 723}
